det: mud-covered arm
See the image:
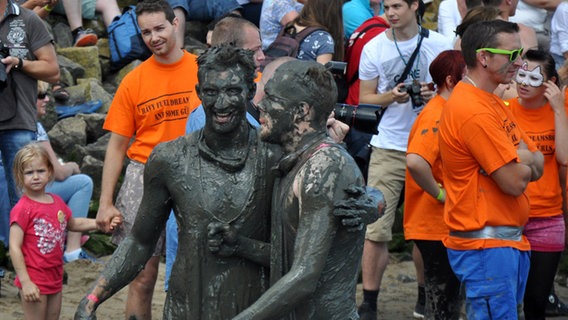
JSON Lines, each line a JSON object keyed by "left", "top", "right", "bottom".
{"left": 74, "top": 151, "right": 172, "bottom": 319}
{"left": 233, "top": 152, "right": 346, "bottom": 320}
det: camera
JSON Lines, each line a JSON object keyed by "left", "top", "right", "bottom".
{"left": 334, "top": 103, "right": 383, "bottom": 135}
{"left": 324, "top": 61, "right": 347, "bottom": 75}
{"left": 399, "top": 79, "right": 423, "bottom": 107}
{"left": 0, "top": 43, "right": 9, "bottom": 93}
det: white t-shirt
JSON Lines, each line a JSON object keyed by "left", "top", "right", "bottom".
{"left": 550, "top": 2, "right": 568, "bottom": 62}
{"left": 509, "top": 0, "right": 548, "bottom": 33}
{"left": 437, "top": 0, "right": 461, "bottom": 42}
{"left": 359, "top": 28, "right": 452, "bottom": 152}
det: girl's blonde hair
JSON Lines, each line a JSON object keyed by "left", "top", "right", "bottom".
{"left": 12, "top": 143, "right": 54, "bottom": 189}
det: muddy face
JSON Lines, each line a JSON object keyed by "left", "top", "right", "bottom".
{"left": 198, "top": 65, "right": 249, "bottom": 135}
{"left": 257, "top": 81, "right": 297, "bottom": 145}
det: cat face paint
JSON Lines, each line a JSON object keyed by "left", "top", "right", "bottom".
{"left": 515, "top": 62, "right": 544, "bottom": 87}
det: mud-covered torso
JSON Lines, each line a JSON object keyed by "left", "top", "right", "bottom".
{"left": 272, "top": 138, "right": 365, "bottom": 320}
{"left": 161, "top": 127, "right": 276, "bottom": 320}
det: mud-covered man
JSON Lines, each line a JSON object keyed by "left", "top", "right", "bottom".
{"left": 232, "top": 60, "right": 370, "bottom": 319}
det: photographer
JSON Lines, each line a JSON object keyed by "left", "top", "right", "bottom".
{"left": 0, "top": 0, "right": 60, "bottom": 249}
{"left": 355, "top": 0, "right": 452, "bottom": 318}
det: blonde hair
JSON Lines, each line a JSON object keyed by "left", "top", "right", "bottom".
{"left": 37, "top": 80, "right": 49, "bottom": 94}
{"left": 13, "top": 143, "right": 54, "bottom": 190}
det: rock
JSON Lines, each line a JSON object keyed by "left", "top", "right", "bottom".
{"left": 48, "top": 117, "right": 88, "bottom": 159}
{"left": 76, "top": 133, "right": 111, "bottom": 163}
{"left": 76, "top": 78, "right": 114, "bottom": 113}
{"left": 57, "top": 54, "right": 86, "bottom": 83}
{"left": 57, "top": 46, "right": 102, "bottom": 81}
{"left": 52, "top": 21, "right": 73, "bottom": 48}
{"left": 80, "top": 155, "right": 105, "bottom": 202}
{"left": 78, "top": 113, "right": 108, "bottom": 143}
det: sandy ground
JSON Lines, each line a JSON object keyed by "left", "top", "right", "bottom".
{"left": 1, "top": 256, "right": 568, "bottom": 319}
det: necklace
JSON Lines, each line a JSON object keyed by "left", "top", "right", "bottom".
{"left": 464, "top": 75, "right": 478, "bottom": 88}
{"left": 392, "top": 26, "right": 422, "bottom": 80}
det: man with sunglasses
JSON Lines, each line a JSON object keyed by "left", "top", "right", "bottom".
{"left": 439, "top": 19, "right": 544, "bottom": 319}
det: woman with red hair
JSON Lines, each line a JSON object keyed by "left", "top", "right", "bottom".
{"left": 404, "top": 49, "right": 466, "bottom": 319}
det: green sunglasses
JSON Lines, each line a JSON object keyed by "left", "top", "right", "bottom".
{"left": 476, "top": 47, "right": 524, "bottom": 62}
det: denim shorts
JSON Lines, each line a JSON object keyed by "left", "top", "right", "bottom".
{"left": 53, "top": 0, "right": 97, "bottom": 20}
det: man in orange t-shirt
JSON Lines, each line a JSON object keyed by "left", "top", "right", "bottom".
{"left": 93, "top": 1, "right": 201, "bottom": 318}
{"left": 439, "top": 20, "right": 544, "bottom": 320}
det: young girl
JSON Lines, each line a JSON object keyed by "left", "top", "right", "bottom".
{"left": 8, "top": 143, "right": 119, "bottom": 320}
{"left": 506, "top": 49, "right": 568, "bottom": 319}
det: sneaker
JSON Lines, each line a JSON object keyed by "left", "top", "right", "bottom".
{"left": 413, "top": 299, "right": 425, "bottom": 319}
{"left": 414, "top": 286, "right": 425, "bottom": 319}
{"left": 358, "top": 302, "right": 377, "bottom": 320}
{"left": 77, "top": 250, "right": 102, "bottom": 264}
{"left": 63, "top": 249, "right": 102, "bottom": 264}
{"left": 73, "top": 28, "right": 98, "bottom": 47}
{"left": 546, "top": 292, "right": 568, "bottom": 317}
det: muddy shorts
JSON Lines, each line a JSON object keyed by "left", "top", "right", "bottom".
{"left": 112, "top": 160, "right": 165, "bottom": 256}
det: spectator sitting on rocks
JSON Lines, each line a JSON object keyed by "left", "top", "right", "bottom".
{"left": 169, "top": 0, "right": 243, "bottom": 48}
{"left": 21, "top": 0, "right": 121, "bottom": 47}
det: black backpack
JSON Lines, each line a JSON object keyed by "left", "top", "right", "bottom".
{"left": 261, "top": 24, "right": 323, "bottom": 70}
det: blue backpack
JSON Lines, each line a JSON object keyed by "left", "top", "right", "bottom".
{"left": 107, "top": 5, "right": 151, "bottom": 71}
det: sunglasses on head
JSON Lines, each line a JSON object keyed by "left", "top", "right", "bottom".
{"left": 476, "top": 47, "right": 524, "bottom": 62}
{"left": 37, "top": 91, "right": 48, "bottom": 99}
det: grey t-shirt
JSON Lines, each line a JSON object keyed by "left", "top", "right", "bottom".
{"left": 0, "top": 2, "right": 54, "bottom": 131}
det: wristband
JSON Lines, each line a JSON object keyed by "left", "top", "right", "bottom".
{"left": 44, "top": 5, "right": 53, "bottom": 12}
{"left": 13, "top": 57, "right": 22, "bottom": 71}
{"left": 436, "top": 188, "right": 445, "bottom": 201}
{"left": 87, "top": 294, "right": 99, "bottom": 304}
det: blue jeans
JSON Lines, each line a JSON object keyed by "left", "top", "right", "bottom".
{"left": 168, "top": 0, "right": 241, "bottom": 21}
{"left": 46, "top": 174, "right": 93, "bottom": 218}
{"left": 448, "top": 247, "right": 530, "bottom": 320}
{"left": 165, "top": 211, "right": 177, "bottom": 291}
{"left": 0, "top": 129, "right": 36, "bottom": 207}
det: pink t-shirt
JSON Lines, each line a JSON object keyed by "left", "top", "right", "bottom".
{"left": 10, "top": 194, "right": 71, "bottom": 294}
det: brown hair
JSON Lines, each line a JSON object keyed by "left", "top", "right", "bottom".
{"left": 293, "top": 0, "right": 344, "bottom": 61}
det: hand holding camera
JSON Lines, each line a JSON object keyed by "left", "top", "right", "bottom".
{"left": 397, "top": 80, "right": 436, "bottom": 107}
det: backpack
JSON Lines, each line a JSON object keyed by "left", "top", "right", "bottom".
{"left": 107, "top": 5, "right": 152, "bottom": 71}
{"left": 344, "top": 17, "right": 389, "bottom": 105}
{"left": 261, "top": 24, "right": 323, "bottom": 70}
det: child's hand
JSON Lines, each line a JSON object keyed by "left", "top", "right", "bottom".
{"left": 21, "top": 281, "right": 40, "bottom": 302}
{"left": 109, "top": 216, "right": 122, "bottom": 230}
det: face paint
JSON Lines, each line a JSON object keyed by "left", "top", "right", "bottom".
{"left": 516, "top": 62, "right": 544, "bottom": 87}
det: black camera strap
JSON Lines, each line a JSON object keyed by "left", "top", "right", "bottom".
{"left": 396, "top": 27, "right": 429, "bottom": 85}
{"left": 376, "top": 27, "right": 428, "bottom": 126}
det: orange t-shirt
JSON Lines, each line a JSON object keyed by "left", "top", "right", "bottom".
{"left": 404, "top": 94, "right": 448, "bottom": 241}
{"left": 439, "top": 82, "right": 536, "bottom": 251}
{"left": 103, "top": 51, "right": 201, "bottom": 163}
{"left": 507, "top": 98, "right": 565, "bottom": 218}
